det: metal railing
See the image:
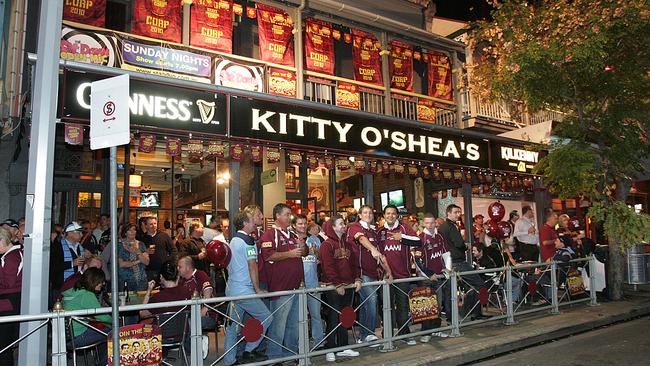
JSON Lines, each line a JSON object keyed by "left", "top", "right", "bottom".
{"left": 0, "top": 256, "right": 598, "bottom": 366}
{"left": 463, "top": 90, "right": 565, "bottom": 127}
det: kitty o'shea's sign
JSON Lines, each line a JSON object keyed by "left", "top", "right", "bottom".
{"left": 256, "top": 4, "right": 294, "bottom": 66}
{"left": 132, "top": 0, "right": 182, "bottom": 43}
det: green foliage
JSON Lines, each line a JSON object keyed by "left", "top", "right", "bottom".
{"left": 589, "top": 201, "right": 650, "bottom": 249}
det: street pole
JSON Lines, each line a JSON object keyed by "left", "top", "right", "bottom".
{"left": 18, "top": 2, "right": 63, "bottom": 365}
{"left": 110, "top": 146, "right": 120, "bottom": 365}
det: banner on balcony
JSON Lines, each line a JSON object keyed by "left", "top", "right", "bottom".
{"left": 352, "top": 29, "right": 382, "bottom": 86}
{"left": 257, "top": 4, "right": 294, "bottom": 66}
{"left": 214, "top": 54, "right": 265, "bottom": 92}
{"left": 304, "top": 18, "right": 334, "bottom": 75}
{"left": 63, "top": 0, "right": 106, "bottom": 27}
{"left": 417, "top": 98, "right": 437, "bottom": 123}
{"left": 336, "top": 82, "right": 360, "bottom": 110}
{"left": 60, "top": 26, "right": 119, "bottom": 67}
{"left": 190, "top": 0, "right": 234, "bottom": 53}
{"left": 132, "top": 0, "right": 182, "bottom": 43}
{"left": 427, "top": 51, "right": 453, "bottom": 101}
{"left": 268, "top": 68, "right": 296, "bottom": 98}
{"left": 389, "top": 40, "right": 413, "bottom": 92}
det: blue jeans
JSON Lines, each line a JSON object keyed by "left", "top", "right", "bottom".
{"left": 69, "top": 328, "right": 109, "bottom": 366}
{"left": 223, "top": 298, "right": 273, "bottom": 366}
{"left": 358, "top": 275, "right": 379, "bottom": 339}
{"left": 306, "top": 291, "right": 324, "bottom": 346}
{"left": 266, "top": 295, "right": 299, "bottom": 358}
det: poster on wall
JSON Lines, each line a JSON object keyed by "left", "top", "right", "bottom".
{"left": 190, "top": 0, "right": 234, "bottom": 53}
{"left": 60, "top": 26, "right": 120, "bottom": 67}
{"left": 427, "top": 51, "right": 453, "bottom": 101}
{"left": 352, "top": 29, "right": 382, "bottom": 86}
{"left": 214, "top": 54, "right": 265, "bottom": 92}
{"left": 121, "top": 38, "right": 213, "bottom": 83}
{"left": 389, "top": 40, "right": 413, "bottom": 91}
{"left": 336, "top": 82, "right": 360, "bottom": 110}
{"left": 304, "top": 18, "right": 335, "bottom": 75}
{"left": 132, "top": 0, "right": 182, "bottom": 43}
{"left": 107, "top": 323, "right": 162, "bottom": 366}
{"left": 416, "top": 98, "right": 437, "bottom": 123}
{"left": 63, "top": 0, "right": 106, "bottom": 27}
{"left": 268, "top": 68, "right": 297, "bottom": 98}
{"left": 257, "top": 4, "right": 294, "bottom": 66}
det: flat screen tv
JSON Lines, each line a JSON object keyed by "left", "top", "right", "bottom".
{"left": 139, "top": 191, "right": 161, "bottom": 208}
{"left": 388, "top": 189, "right": 405, "bottom": 208}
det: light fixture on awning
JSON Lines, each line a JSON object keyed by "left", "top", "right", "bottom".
{"left": 129, "top": 174, "right": 142, "bottom": 188}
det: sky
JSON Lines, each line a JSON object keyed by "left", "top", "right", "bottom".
{"left": 432, "top": 0, "right": 494, "bottom": 21}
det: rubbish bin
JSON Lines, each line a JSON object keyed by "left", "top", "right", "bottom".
{"left": 626, "top": 244, "right": 649, "bottom": 284}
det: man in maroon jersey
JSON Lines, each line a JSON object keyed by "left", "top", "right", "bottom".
{"left": 377, "top": 204, "right": 421, "bottom": 345}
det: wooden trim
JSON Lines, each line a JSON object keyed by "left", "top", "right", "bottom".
{"left": 304, "top": 71, "right": 386, "bottom": 91}
{"left": 390, "top": 88, "right": 456, "bottom": 106}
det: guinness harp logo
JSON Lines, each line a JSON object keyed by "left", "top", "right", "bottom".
{"left": 197, "top": 99, "right": 216, "bottom": 124}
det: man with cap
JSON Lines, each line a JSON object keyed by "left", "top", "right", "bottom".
{"left": 49, "top": 222, "right": 88, "bottom": 306}
{"left": 1, "top": 219, "right": 20, "bottom": 245}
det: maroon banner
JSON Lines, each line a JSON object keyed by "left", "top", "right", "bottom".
{"left": 336, "top": 82, "right": 360, "bottom": 110}
{"left": 427, "top": 51, "right": 453, "bottom": 101}
{"left": 369, "top": 160, "right": 378, "bottom": 174}
{"left": 353, "top": 159, "right": 366, "bottom": 174}
{"left": 63, "top": 0, "right": 106, "bottom": 27}
{"left": 230, "top": 143, "right": 244, "bottom": 161}
{"left": 389, "top": 40, "right": 413, "bottom": 91}
{"left": 352, "top": 29, "right": 382, "bottom": 86}
{"left": 422, "top": 166, "right": 431, "bottom": 180}
{"left": 257, "top": 4, "right": 294, "bottom": 66}
{"left": 288, "top": 151, "right": 303, "bottom": 165}
{"left": 187, "top": 139, "right": 204, "bottom": 160}
{"left": 138, "top": 134, "right": 157, "bottom": 153}
{"left": 206, "top": 141, "right": 227, "bottom": 159}
{"left": 323, "top": 156, "right": 334, "bottom": 170}
{"left": 307, "top": 155, "right": 319, "bottom": 170}
{"left": 393, "top": 162, "right": 405, "bottom": 175}
{"left": 417, "top": 98, "right": 437, "bottom": 123}
{"left": 190, "top": 0, "right": 233, "bottom": 53}
{"left": 408, "top": 164, "right": 419, "bottom": 178}
{"left": 166, "top": 138, "right": 182, "bottom": 157}
{"left": 250, "top": 146, "right": 262, "bottom": 162}
{"left": 266, "top": 147, "right": 281, "bottom": 163}
{"left": 336, "top": 157, "right": 351, "bottom": 171}
{"left": 268, "top": 68, "right": 297, "bottom": 98}
{"left": 64, "top": 124, "right": 84, "bottom": 145}
{"left": 233, "top": 3, "right": 243, "bottom": 16}
{"left": 132, "top": 0, "right": 182, "bottom": 43}
{"left": 304, "top": 18, "right": 334, "bottom": 75}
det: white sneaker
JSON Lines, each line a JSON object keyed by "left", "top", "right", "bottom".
{"left": 336, "top": 349, "right": 360, "bottom": 357}
{"left": 420, "top": 335, "right": 431, "bottom": 343}
{"left": 432, "top": 331, "right": 449, "bottom": 338}
{"left": 326, "top": 352, "right": 336, "bottom": 362}
{"left": 364, "top": 334, "right": 381, "bottom": 347}
{"left": 201, "top": 335, "right": 209, "bottom": 359}
{"left": 404, "top": 338, "right": 417, "bottom": 346}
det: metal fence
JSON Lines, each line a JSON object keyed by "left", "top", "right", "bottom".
{"left": 0, "top": 256, "right": 598, "bottom": 366}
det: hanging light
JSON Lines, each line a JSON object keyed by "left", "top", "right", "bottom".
{"left": 129, "top": 174, "right": 142, "bottom": 188}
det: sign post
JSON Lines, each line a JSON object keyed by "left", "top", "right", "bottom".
{"left": 90, "top": 74, "right": 130, "bottom": 365}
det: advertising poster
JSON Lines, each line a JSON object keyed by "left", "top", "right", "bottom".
{"left": 352, "top": 29, "right": 382, "bottom": 86}
{"left": 304, "top": 18, "right": 334, "bottom": 75}
{"left": 427, "top": 51, "right": 453, "bottom": 101}
{"left": 64, "top": 124, "right": 84, "bottom": 145}
{"left": 416, "top": 98, "right": 437, "bottom": 123}
{"left": 63, "top": 0, "right": 106, "bottom": 27}
{"left": 256, "top": 4, "right": 294, "bottom": 66}
{"left": 214, "top": 54, "right": 265, "bottom": 92}
{"left": 190, "top": 0, "right": 234, "bottom": 53}
{"left": 389, "top": 39, "right": 413, "bottom": 91}
{"left": 408, "top": 287, "right": 438, "bottom": 323}
{"left": 132, "top": 0, "right": 182, "bottom": 43}
{"left": 108, "top": 323, "right": 162, "bottom": 366}
{"left": 121, "top": 39, "right": 213, "bottom": 83}
{"left": 268, "top": 68, "right": 297, "bottom": 98}
{"left": 60, "top": 26, "right": 120, "bottom": 67}
{"left": 335, "top": 82, "right": 360, "bottom": 110}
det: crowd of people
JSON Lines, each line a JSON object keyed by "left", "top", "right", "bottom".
{"left": 0, "top": 201, "right": 593, "bottom": 365}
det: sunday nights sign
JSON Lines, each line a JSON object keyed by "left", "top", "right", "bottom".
{"left": 230, "top": 97, "right": 489, "bottom": 167}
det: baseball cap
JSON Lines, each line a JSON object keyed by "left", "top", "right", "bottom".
{"left": 64, "top": 221, "right": 84, "bottom": 233}
{"left": 1, "top": 219, "right": 19, "bottom": 229}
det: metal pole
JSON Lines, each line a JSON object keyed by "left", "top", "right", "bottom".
{"left": 190, "top": 294, "right": 202, "bottom": 366}
{"left": 550, "top": 262, "right": 559, "bottom": 314}
{"left": 109, "top": 146, "right": 120, "bottom": 364}
{"left": 505, "top": 267, "right": 515, "bottom": 325}
{"left": 298, "top": 290, "right": 310, "bottom": 365}
{"left": 51, "top": 305, "right": 67, "bottom": 366}
{"left": 589, "top": 255, "right": 598, "bottom": 306}
{"left": 462, "top": 183, "right": 474, "bottom": 262}
{"left": 18, "top": 1, "right": 63, "bottom": 365}
{"left": 294, "top": 5, "right": 304, "bottom": 100}
{"left": 380, "top": 282, "right": 395, "bottom": 351}
{"left": 380, "top": 32, "right": 392, "bottom": 116}
{"left": 450, "top": 272, "right": 461, "bottom": 337}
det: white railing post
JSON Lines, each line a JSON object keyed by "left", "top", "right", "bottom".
{"left": 550, "top": 262, "right": 560, "bottom": 314}
{"left": 589, "top": 255, "right": 599, "bottom": 306}
{"left": 190, "top": 293, "right": 202, "bottom": 366}
{"left": 450, "top": 272, "right": 462, "bottom": 337}
{"left": 51, "top": 303, "right": 67, "bottom": 366}
{"left": 380, "top": 282, "right": 395, "bottom": 352}
{"left": 505, "top": 267, "right": 516, "bottom": 325}
{"left": 298, "top": 289, "right": 310, "bottom": 366}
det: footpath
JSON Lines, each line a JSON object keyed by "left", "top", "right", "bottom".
{"left": 326, "top": 286, "right": 650, "bottom": 366}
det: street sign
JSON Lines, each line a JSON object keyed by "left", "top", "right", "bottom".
{"left": 90, "top": 74, "right": 130, "bottom": 150}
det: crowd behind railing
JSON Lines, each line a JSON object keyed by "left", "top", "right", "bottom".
{"left": 0, "top": 202, "right": 598, "bottom": 365}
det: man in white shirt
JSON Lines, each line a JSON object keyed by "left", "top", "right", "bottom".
{"left": 513, "top": 206, "right": 539, "bottom": 261}
{"left": 202, "top": 216, "right": 226, "bottom": 243}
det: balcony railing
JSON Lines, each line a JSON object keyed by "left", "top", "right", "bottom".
{"left": 463, "top": 90, "right": 565, "bottom": 128}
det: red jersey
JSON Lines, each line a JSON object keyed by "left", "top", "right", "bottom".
{"left": 377, "top": 222, "right": 420, "bottom": 279}
{"left": 259, "top": 226, "right": 304, "bottom": 292}
{"left": 178, "top": 269, "right": 213, "bottom": 298}
{"left": 346, "top": 221, "right": 380, "bottom": 279}
{"left": 251, "top": 227, "right": 268, "bottom": 285}
{"left": 320, "top": 220, "right": 360, "bottom": 285}
{"left": 149, "top": 285, "right": 190, "bottom": 314}
{"left": 540, "top": 224, "right": 558, "bottom": 261}
{"left": 418, "top": 229, "right": 450, "bottom": 275}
